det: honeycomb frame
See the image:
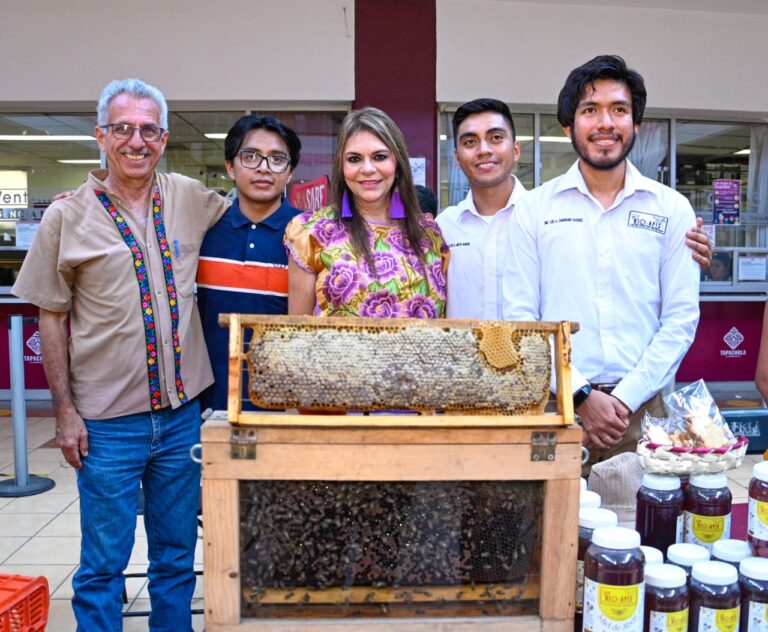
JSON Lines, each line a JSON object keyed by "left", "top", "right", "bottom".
{"left": 239, "top": 316, "right": 556, "bottom": 415}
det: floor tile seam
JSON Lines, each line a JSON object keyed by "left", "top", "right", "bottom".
{"left": 2, "top": 512, "right": 60, "bottom": 537}
{"left": 47, "top": 565, "right": 77, "bottom": 596}
{"left": 0, "top": 497, "right": 79, "bottom": 514}
{"left": 0, "top": 536, "right": 31, "bottom": 564}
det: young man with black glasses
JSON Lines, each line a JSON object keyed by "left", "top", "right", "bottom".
{"left": 196, "top": 115, "right": 302, "bottom": 411}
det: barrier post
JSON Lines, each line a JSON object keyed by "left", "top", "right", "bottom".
{"left": 0, "top": 315, "right": 55, "bottom": 497}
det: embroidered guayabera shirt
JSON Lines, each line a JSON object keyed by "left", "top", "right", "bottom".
{"left": 12, "top": 170, "right": 229, "bottom": 419}
{"left": 503, "top": 160, "right": 700, "bottom": 413}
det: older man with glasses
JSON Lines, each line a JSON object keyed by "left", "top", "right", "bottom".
{"left": 13, "top": 78, "right": 229, "bottom": 631}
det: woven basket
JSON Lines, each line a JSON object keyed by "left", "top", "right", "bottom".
{"left": 636, "top": 436, "right": 749, "bottom": 475}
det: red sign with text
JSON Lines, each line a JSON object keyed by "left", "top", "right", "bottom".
{"left": 0, "top": 303, "right": 49, "bottom": 390}
{"left": 289, "top": 176, "right": 329, "bottom": 213}
{"left": 677, "top": 301, "right": 763, "bottom": 382}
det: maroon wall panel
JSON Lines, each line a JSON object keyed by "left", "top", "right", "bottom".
{"left": 677, "top": 301, "right": 763, "bottom": 382}
{"left": 354, "top": 0, "right": 437, "bottom": 190}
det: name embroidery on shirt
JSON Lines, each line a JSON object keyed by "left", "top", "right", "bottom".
{"left": 95, "top": 188, "right": 187, "bottom": 410}
{"left": 628, "top": 211, "right": 668, "bottom": 234}
{"left": 447, "top": 241, "right": 471, "bottom": 248}
{"left": 543, "top": 217, "right": 583, "bottom": 225}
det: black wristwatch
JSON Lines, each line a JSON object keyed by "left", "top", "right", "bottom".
{"left": 573, "top": 384, "right": 593, "bottom": 409}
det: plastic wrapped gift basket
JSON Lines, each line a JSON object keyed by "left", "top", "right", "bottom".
{"left": 637, "top": 379, "right": 748, "bottom": 475}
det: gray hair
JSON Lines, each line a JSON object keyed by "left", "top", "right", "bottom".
{"left": 96, "top": 78, "right": 168, "bottom": 129}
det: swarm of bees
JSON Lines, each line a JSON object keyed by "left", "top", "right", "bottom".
{"left": 239, "top": 480, "right": 543, "bottom": 606}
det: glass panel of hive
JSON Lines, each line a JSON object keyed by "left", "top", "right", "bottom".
{"left": 239, "top": 480, "right": 543, "bottom": 618}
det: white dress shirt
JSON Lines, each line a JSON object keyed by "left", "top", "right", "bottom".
{"left": 502, "top": 160, "right": 700, "bottom": 412}
{"left": 437, "top": 175, "right": 526, "bottom": 319}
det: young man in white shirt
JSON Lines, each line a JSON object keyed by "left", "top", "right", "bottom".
{"left": 503, "top": 55, "right": 700, "bottom": 465}
{"left": 438, "top": 98, "right": 712, "bottom": 320}
{"left": 437, "top": 99, "right": 526, "bottom": 319}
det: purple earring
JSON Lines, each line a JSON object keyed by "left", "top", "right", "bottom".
{"left": 389, "top": 191, "right": 406, "bottom": 220}
{"left": 341, "top": 191, "right": 353, "bottom": 219}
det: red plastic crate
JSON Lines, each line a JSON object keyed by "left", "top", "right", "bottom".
{"left": 0, "top": 575, "right": 49, "bottom": 632}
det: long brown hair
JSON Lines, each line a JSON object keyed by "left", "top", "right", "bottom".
{"left": 330, "top": 107, "right": 429, "bottom": 272}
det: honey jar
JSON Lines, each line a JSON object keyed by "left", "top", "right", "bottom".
{"left": 583, "top": 527, "right": 644, "bottom": 631}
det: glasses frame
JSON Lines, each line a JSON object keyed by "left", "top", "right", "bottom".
{"left": 101, "top": 123, "right": 166, "bottom": 142}
{"left": 238, "top": 150, "right": 291, "bottom": 174}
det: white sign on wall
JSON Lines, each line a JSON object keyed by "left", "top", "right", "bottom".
{"left": 0, "top": 171, "right": 29, "bottom": 208}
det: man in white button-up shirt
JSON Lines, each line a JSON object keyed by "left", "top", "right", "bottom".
{"left": 438, "top": 98, "right": 711, "bottom": 321}
{"left": 503, "top": 55, "right": 701, "bottom": 465}
{"left": 437, "top": 99, "right": 526, "bottom": 319}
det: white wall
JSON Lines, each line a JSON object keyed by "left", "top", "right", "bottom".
{"left": 437, "top": 0, "right": 768, "bottom": 118}
{"left": 0, "top": 0, "right": 354, "bottom": 107}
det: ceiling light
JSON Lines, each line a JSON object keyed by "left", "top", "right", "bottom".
{"left": 205, "top": 133, "right": 227, "bottom": 140}
{"left": 57, "top": 159, "right": 101, "bottom": 164}
{"left": 0, "top": 135, "right": 96, "bottom": 141}
{"left": 734, "top": 149, "right": 750, "bottom": 155}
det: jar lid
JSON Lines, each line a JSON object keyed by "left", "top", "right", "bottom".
{"left": 667, "top": 543, "right": 710, "bottom": 566}
{"left": 580, "top": 507, "right": 618, "bottom": 530}
{"left": 641, "top": 473, "right": 681, "bottom": 491}
{"left": 740, "top": 557, "right": 768, "bottom": 581}
{"left": 712, "top": 539, "right": 752, "bottom": 563}
{"left": 640, "top": 546, "right": 663, "bottom": 566}
{"left": 689, "top": 473, "right": 728, "bottom": 489}
{"left": 580, "top": 490, "right": 601, "bottom": 508}
{"left": 581, "top": 478, "right": 588, "bottom": 491}
{"left": 591, "top": 526, "right": 641, "bottom": 550}
{"left": 753, "top": 461, "right": 768, "bottom": 484}
{"left": 692, "top": 560, "right": 738, "bottom": 586}
{"left": 645, "top": 563, "right": 687, "bottom": 588}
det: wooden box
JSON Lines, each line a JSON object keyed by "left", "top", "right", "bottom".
{"left": 202, "top": 315, "right": 582, "bottom": 631}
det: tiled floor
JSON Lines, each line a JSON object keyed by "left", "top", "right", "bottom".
{"left": 0, "top": 410, "right": 762, "bottom": 631}
{"left": 0, "top": 413, "right": 204, "bottom": 631}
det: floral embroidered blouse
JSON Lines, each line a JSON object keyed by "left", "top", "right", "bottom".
{"left": 284, "top": 206, "right": 449, "bottom": 318}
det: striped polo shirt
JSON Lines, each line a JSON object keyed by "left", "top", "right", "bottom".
{"left": 196, "top": 197, "right": 301, "bottom": 411}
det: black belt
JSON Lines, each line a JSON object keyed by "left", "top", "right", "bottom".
{"left": 590, "top": 383, "right": 618, "bottom": 394}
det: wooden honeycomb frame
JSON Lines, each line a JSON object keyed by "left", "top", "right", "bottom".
{"left": 222, "top": 314, "right": 577, "bottom": 427}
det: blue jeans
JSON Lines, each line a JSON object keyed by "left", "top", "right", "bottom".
{"left": 72, "top": 399, "right": 201, "bottom": 632}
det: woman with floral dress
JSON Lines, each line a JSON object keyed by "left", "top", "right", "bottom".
{"left": 284, "top": 107, "right": 448, "bottom": 318}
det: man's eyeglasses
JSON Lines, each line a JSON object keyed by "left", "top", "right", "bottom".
{"left": 238, "top": 150, "right": 291, "bottom": 173}
{"left": 101, "top": 123, "right": 165, "bottom": 142}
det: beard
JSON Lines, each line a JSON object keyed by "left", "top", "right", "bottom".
{"left": 571, "top": 128, "right": 636, "bottom": 171}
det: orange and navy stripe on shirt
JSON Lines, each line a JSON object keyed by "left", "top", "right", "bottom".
{"left": 196, "top": 197, "right": 301, "bottom": 410}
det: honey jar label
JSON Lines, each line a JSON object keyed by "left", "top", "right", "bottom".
{"left": 649, "top": 608, "right": 688, "bottom": 632}
{"left": 748, "top": 497, "right": 768, "bottom": 540}
{"left": 748, "top": 600, "right": 768, "bottom": 631}
{"left": 583, "top": 578, "right": 644, "bottom": 630}
{"left": 575, "top": 559, "right": 584, "bottom": 613}
{"left": 684, "top": 511, "right": 731, "bottom": 549}
{"left": 697, "top": 605, "right": 739, "bottom": 632}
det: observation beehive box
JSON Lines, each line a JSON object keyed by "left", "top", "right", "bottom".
{"left": 202, "top": 315, "right": 583, "bottom": 631}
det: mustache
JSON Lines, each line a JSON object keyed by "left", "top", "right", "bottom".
{"left": 588, "top": 132, "right": 622, "bottom": 141}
